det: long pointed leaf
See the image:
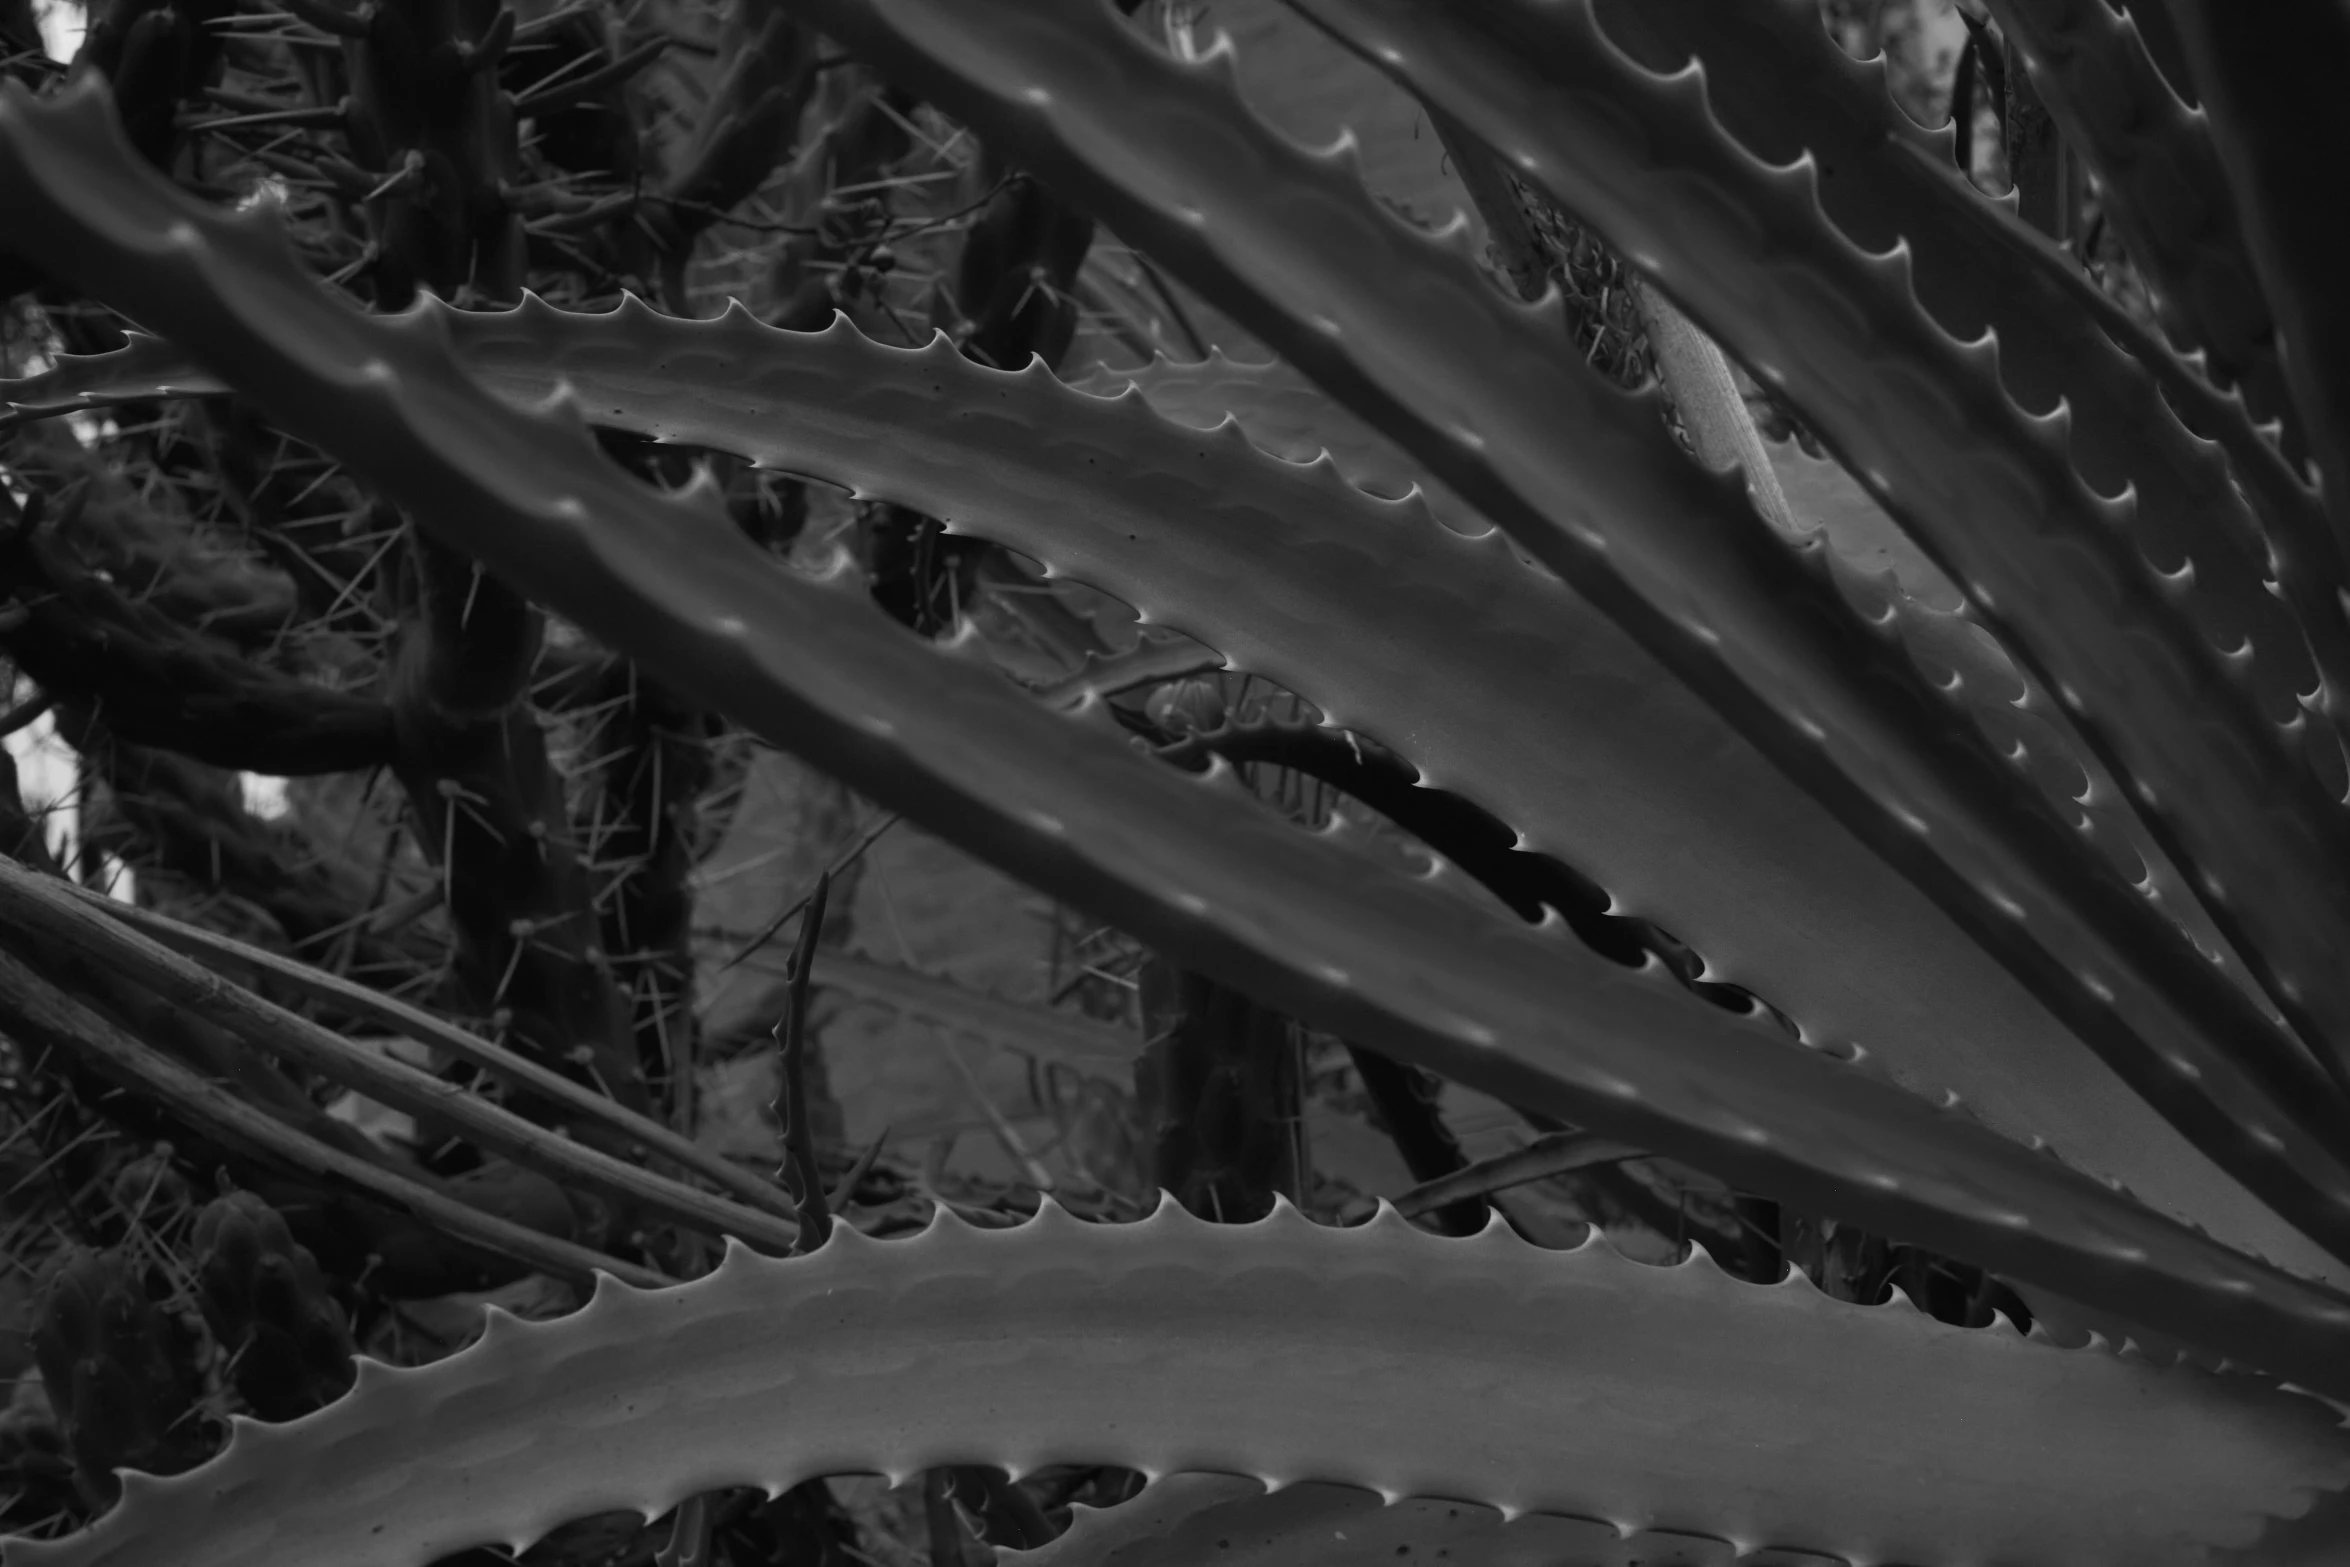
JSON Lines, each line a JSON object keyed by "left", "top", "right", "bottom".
{"left": 1282, "top": 0, "right": 2350, "bottom": 1120}
{"left": 2163, "top": 2, "right": 2350, "bottom": 589}
{"left": 7, "top": 77, "right": 2350, "bottom": 1383}
{"left": 1585, "top": 0, "right": 2350, "bottom": 825}
{"left": 370, "top": 293, "right": 2337, "bottom": 1284}
{"left": 706, "top": 0, "right": 2350, "bottom": 1276}
{"left": 1976, "top": 0, "right": 2291, "bottom": 432}
{"left": 6, "top": 1203, "right": 2344, "bottom": 1567}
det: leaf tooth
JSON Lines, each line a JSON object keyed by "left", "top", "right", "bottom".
{"left": 347, "top": 1355, "right": 408, "bottom": 1396}
{"left": 1137, "top": 1187, "right": 1188, "bottom": 1230}
{"left": 712, "top": 1233, "right": 764, "bottom": 1276}
{"left": 1569, "top": 1222, "right": 1627, "bottom": 1264}
{"left": 475, "top": 1302, "right": 528, "bottom": 1347}
{"left": 1021, "top": 1191, "right": 1087, "bottom": 1236}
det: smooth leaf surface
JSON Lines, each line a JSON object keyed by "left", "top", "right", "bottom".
{"left": 376, "top": 294, "right": 2335, "bottom": 1285}
{"left": 1285, "top": 0, "right": 2350, "bottom": 1134}
{"left": 7, "top": 1203, "right": 2344, "bottom": 1567}
{"left": 754, "top": 0, "right": 2350, "bottom": 1274}
{"left": 5, "top": 75, "right": 2348, "bottom": 1387}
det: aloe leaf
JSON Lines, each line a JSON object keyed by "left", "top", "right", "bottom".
{"left": 0, "top": 326, "right": 209, "bottom": 421}
{"left": 9, "top": 1203, "right": 2347, "bottom": 1567}
{"left": 996, "top": 1476, "right": 1874, "bottom": 1567}
{"left": 6, "top": 209, "right": 2343, "bottom": 1293}
{"left": 732, "top": 0, "right": 2350, "bottom": 1283}
{"left": 2163, "top": 3, "right": 2350, "bottom": 575}
{"left": 0, "top": 532, "right": 397, "bottom": 774}
{"left": 1078, "top": 349, "right": 1966, "bottom": 606}
{"left": 1978, "top": 0, "right": 2286, "bottom": 429}
{"left": 346, "top": 292, "right": 2339, "bottom": 1285}
{"left": 1166, "top": 0, "right": 1474, "bottom": 243}
{"left": 999, "top": 1475, "right": 1269, "bottom": 1567}
{"left": 15, "top": 76, "right": 2350, "bottom": 1380}
{"left": 1011, "top": 1470, "right": 2350, "bottom": 1567}
{"left": 1285, "top": 0, "right": 2350, "bottom": 1126}
{"left": 1068, "top": 347, "right": 1489, "bottom": 519}
{"left": 1585, "top": 0, "right": 2350, "bottom": 814}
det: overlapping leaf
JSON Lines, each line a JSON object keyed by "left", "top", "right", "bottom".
{"left": 6, "top": 75, "right": 2350, "bottom": 1386}
{"left": 721, "top": 0, "right": 2350, "bottom": 1278}
{"left": 8, "top": 1203, "right": 2345, "bottom": 1567}
{"left": 1283, "top": 0, "right": 2350, "bottom": 1121}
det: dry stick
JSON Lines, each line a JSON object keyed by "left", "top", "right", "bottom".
{"left": 52, "top": 875, "right": 799, "bottom": 1224}
{"left": 0, "top": 860, "right": 801, "bottom": 1253}
{"left": 716, "top": 810, "right": 901, "bottom": 974}
{"left": 1392, "top": 1131, "right": 1646, "bottom": 1221}
{"left": 770, "top": 869, "right": 833, "bottom": 1252}
{"left": 826, "top": 1122, "right": 890, "bottom": 1212}
{"left": 0, "top": 943, "right": 665, "bottom": 1289}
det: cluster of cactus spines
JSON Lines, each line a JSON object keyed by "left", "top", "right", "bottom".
{"left": 651, "top": 0, "right": 815, "bottom": 303}
{"left": 56, "top": 724, "right": 425, "bottom": 983}
{"left": 864, "top": 107, "right": 1099, "bottom": 636}
{"left": 28, "top": 1248, "right": 205, "bottom": 1507}
{"left": 575, "top": 657, "right": 716, "bottom": 1117}
{"left": 319, "top": 0, "right": 530, "bottom": 306}
{"left": 75, "top": 0, "right": 228, "bottom": 172}
{"left": 0, "top": 508, "right": 394, "bottom": 777}
{"left": 188, "top": 1190, "right": 356, "bottom": 1421}
{"left": 386, "top": 525, "right": 648, "bottom": 1119}
{"left": 759, "top": 61, "right": 917, "bottom": 332}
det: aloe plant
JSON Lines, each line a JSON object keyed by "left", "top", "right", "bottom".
{"left": 4, "top": 0, "right": 2350, "bottom": 1562}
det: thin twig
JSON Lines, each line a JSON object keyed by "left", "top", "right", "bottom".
{"left": 770, "top": 870, "right": 833, "bottom": 1252}
{"left": 715, "top": 811, "right": 900, "bottom": 973}
{"left": 0, "top": 860, "right": 802, "bottom": 1252}
{"left": 51, "top": 876, "right": 799, "bottom": 1223}
{"left": 1393, "top": 1130, "right": 1645, "bottom": 1220}
{"left": 0, "top": 943, "right": 666, "bottom": 1289}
